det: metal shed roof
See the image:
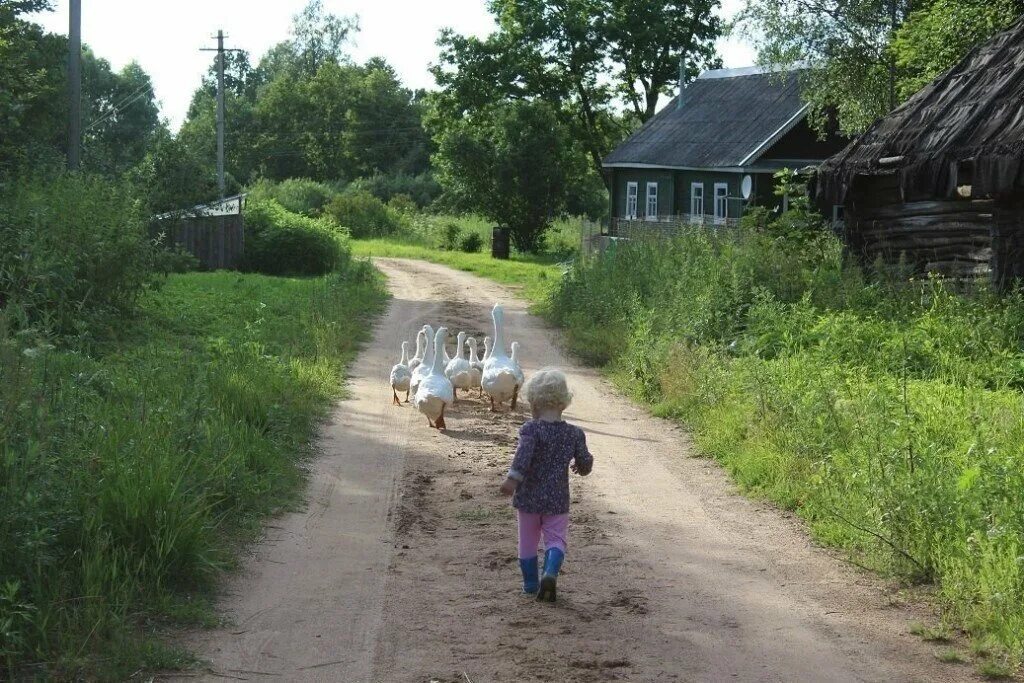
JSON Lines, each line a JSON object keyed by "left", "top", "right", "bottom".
{"left": 602, "top": 69, "right": 808, "bottom": 170}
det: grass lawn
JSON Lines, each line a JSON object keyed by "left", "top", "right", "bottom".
{"left": 351, "top": 238, "right": 565, "bottom": 309}
{"left": 0, "top": 265, "right": 386, "bottom": 679}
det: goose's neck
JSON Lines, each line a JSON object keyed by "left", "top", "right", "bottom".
{"left": 468, "top": 340, "right": 479, "bottom": 363}
{"left": 414, "top": 333, "right": 425, "bottom": 359}
{"left": 510, "top": 344, "right": 519, "bottom": 364}
{"left": 400, "top": 342, "right": 409, "bottom": 365}
{"left": 431, "top": 330, "right": 448, "bottom": 374}
{"left": 455, "top": 333, "right": 466, "bottom": 360}
{"left": 492, "top": 308, "right": 506, "bottom": 357}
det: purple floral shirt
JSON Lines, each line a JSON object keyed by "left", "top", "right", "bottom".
{"left": 508, "top": 420, "right": 593, "bottom": 514}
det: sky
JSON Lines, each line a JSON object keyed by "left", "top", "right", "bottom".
{"left": 31, "top": 0, "right": 756, "bottom": 132}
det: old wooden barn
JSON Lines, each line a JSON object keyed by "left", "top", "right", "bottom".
{"left": 816, "top": 18, "right": 1024, "bottom": 287}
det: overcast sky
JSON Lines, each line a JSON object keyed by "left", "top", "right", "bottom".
{"left": 31, "top": 0, "right": 756, "bottom": 131}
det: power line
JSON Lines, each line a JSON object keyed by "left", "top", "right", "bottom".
{"left": 85, "top": 84, "right": 155, "bottom": 131}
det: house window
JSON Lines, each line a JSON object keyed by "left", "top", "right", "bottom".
{"left": 714, "top": 183, "right": 729, "bottom": 225}
{"left": 645, "top": 182, "right": 658, "bottom": 221}
{"left": 690, "top": 182, "right": 704, "bottom": 223}
{"left": 625, "top": 182, "right": 638, "bottom": 219}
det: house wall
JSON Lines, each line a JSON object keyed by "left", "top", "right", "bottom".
{"left": 611, "top": 168, "right": 676, "bottom": 218}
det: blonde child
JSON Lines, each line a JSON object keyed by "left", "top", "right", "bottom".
{"left": 499, "top": 369, "right": 593, "bottom": 602}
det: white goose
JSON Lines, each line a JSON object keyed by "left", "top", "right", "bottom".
{"left": 467, "top": 337, "right": 483, "bottom": 397}
{"left": 407, "top": 329, "right": 427, "bottom": 373}
{"left": 482, "top": 305, "right": 519, "bottom": 411}
{"left": 509, "top": 341, "right": 526, "bottom": 410}
{"left": 389, "top": 341, "right": 412, "bottom": 405}
{"left": 414, "top": 327, "right": 454, "bottom": 429}
{"left": 445, "top": 331, "right": 473, "bottom": 400}
{"left": 410, "top": 324, "right": 434, "bottom": 395}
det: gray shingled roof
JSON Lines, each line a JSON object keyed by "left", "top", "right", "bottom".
{"left": 603, "top": 68, "right": 808, "bottom": 169}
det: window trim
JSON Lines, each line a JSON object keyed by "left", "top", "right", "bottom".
{"left": 625, "top": 181, "right": 639, "bottom": 219}
{"left": 690, "top": 182, "right": 704, "bottom": 223}
{"left": 714, "top": 182, "right": 729, "bottom": 225}
{"left": 645, "top": 182, "right": 658, "bottom": 221}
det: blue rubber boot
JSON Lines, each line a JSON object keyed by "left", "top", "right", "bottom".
{"left": 519, "top": 556, "right": 539, "bottom": 594}
{"left": 536, "top": 548, "right": 565, "bottom": 603}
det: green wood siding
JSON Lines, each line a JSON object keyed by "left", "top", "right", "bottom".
{"left": 611, "top": 168, "right": 789, "bottom": 220}
{"left": 611, "top": 169, "right": 675, "bottom": 219}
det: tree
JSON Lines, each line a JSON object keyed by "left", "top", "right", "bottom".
{"left": 432, "top": 100, "right": 574, "bottom": 252}
{"left": 432, "top": 0, "right": 724, "bottom": 184}
{"left": 739, "top": 0, "right": 1023, "bottom": 136}
{"left": 893, "top": 0, "right": 1023, "bottom": 99}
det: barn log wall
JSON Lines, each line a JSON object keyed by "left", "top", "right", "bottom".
{"left": 992, "top": 199, "right": 1024, "bottom": 288}
{"left": 845, "top": 174, "right": 999, "bottom": 280}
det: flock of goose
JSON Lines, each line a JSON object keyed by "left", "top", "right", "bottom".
{"left": 389, "top": 304, "right": 525, "bottom": 430}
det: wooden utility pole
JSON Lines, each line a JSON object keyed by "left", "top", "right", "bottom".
{"left": 68, "top": 0, "right": 82, "bottom": 170}
{"left": 201, "top": 30, "right": 242, "bottom": 198}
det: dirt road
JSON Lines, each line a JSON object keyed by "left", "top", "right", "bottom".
{"left": 175, "top": 258, "right": 971, "bottom": 682}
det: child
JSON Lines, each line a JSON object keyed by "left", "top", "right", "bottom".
{"left": 499, "top": 369, "right": 593, "bottom": 602}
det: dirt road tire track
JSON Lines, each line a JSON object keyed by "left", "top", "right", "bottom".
{"left": 172, "top": 258, "right": 972, "bottom": 683}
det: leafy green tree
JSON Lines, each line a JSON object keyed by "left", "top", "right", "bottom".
{"left": 432, "top": 0, "right": 723, "bottom": 183}
{"left": 893, "top": 0, "right": 1022, "bottom": 98}
{"left": 432, "top": 100, "right": 573, "bottom": 252}
{"left": 739, "top": 0, "right": 1023, "bottom": 136}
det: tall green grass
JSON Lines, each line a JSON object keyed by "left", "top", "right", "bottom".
{"left": 0, "top": 266, "right": 386, "bottom": 679}
{"left": 550, "top": 227, "right": 1024, "bottom": 671}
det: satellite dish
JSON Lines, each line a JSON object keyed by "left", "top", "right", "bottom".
{"left": 741, "top": 175, "right": 753, "bottom": 200}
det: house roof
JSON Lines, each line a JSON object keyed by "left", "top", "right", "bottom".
{"left": 602, "top": 68, "right": 809, "bottom": 171}
{"left": 818, "top": 17, "right": 1024, "bottom": 205}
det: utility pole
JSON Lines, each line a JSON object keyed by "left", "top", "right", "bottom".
{"left": 68, "top": 0, "right": 82, "bottom": 171}
{"left": 201, "top": 30, "right": 242, "bottom": 198}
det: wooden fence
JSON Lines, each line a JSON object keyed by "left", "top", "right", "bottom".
{"left": 152, "top": 214, "right": 245, "bottom": 270}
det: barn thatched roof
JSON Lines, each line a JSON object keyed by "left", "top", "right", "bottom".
{"left": 603, "top": 68, "right": 809, "bottom": 170}
{"left": 818, "top": 17, "right": 1024, "bottom": 206}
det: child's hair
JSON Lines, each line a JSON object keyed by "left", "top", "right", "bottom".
{"left": 522, "top": 368, "right": 573, "bottom": 411}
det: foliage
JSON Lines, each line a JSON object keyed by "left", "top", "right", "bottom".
{"left": 459, "top": 232, "right": 484, "bottom": 253}
{"left": 247, "top": 177, "right": 335, "bottom": 216}
{"left": 346, "top": 172, "right": 442, "bottom": 208}
{"left": 0, "top": 267, "right": 386, "bottom": 678}
{"left": 550, "top": 218, "right": 1024, "bottom": 663}
{"left": 242, "top": 199, "right": 349, "bottom": 276}
{"left": 0, "top": 172, "right": 158, "bottom": 337}
{"left": 432, "top": 100, "right": 572, "bottom": 253}
{"left": 439, "top": 221, "right": 463, "bottom": 251}
{"left": 324, "top": 189, "right": 408, "bottom": 239}
{"left": 892, "top": 0, "right": 1023, "bottom": 99}
{"left": 739, "top": 0, "right": 1023, "bottom": 136}
{"left": 130, "top": 128, "right": 222, "bottom": 214}
{"left": 432, "top": 0, "right": 723, "bottom": 184}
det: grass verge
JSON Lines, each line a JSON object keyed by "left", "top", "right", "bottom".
{"left": 0, "top": 265, "right": 387, "bottom": 679}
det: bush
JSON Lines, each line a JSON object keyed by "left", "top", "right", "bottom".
{"left": 247, "top": 177, "right": 336, "bottom": 217}
{"left": 325, "top": 189, "right": 408, "bottom": 239}
{"left": 550, "top": 216, "right": 1024, "bottom": 663}
{"left": 0, "top": 172, "right": 158, "bottom": 337}
{"left": 439, "top": 222, "right": 462, "bottom": 251}
{"left": 243, "top": 199, "right": 349, "bottom": 276}
{"left": 459, "top": 232, "right": 483, "bottom": 253}
{"left": 346, "top": 172, "right": 441, "bottom": 208}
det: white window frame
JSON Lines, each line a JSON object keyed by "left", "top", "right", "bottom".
{"left": 690, "top": 182, "right": 704, "bottom": 223}
{"left": 625, "top": 181, "right": 638, "bottom": 219}
{"left": 714, "top": 183, "right": 729, "bottom": 225}
{"left": 645, "top": 182, "right": 658, "bottom": 221}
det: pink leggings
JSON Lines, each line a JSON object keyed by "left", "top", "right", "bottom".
{"left": 517, "top": 510, "right": 569, "bottom": 559}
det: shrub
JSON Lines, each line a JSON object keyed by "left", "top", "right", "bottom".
{"left": 459, "top": 232, "right": 483, "bottom": 253}
{"left": 325, "top": 189, "right": 408, "bottom": 239}
{"left": 243, "top": 200, "right": 348, "bottom": 276}
{"left": 387, "top": 193, "right": 418, "bottom": 215}
{"left": 439, "top": 222, "right": 462, "bottom": 251}
{"left": 346, "top": 172, "right": 441, "bottom": 208}
{"left": 550, "top": 216, "right": 1024, "bottom": 662}
{"left": 247, "top": 177, "right": 336, "bottom": 217}
{"left": 0, "top": 172, "right": 158, "bottom": 337}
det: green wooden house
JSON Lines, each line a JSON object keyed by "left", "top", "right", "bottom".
{"left": 603, "top": 66, "right": 847, "bottom": 229}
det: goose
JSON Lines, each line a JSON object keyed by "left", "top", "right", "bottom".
{"left": 509, "top": 341, "right": 526, "bottom": 410}
{"left": 467, "top": 337, "right": 483, "bottom": 396}
{"left": 445, "top": 331, "right": 473, "bottom": 400}
{"left": 483, "top": 336, "right": 493, "bottom": 362}
{"left": 410, "top": 324, "right": 434, "bottom": 395}
{"left": 482, "top": 305, "right": 519, "bottom": 411}
{"left": 414, "top": 326, "right": 454, "bottom": 429}
{"left": 407, "top": 329, "right": 427, "bottom": 373}
{"left": 389, "top": 341, "right": 412, "bottom": 405}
